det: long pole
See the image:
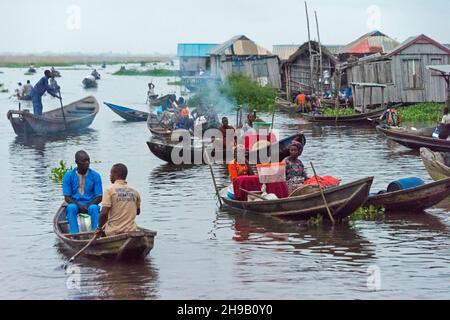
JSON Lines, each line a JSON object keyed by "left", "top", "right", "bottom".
{"left": 310, "top": 162, "right": 335, "bottom": 224}
{"left": 58, "top": 88, "right": 68, "bottom": 130}
{"left": 305, "top": 1, "right": 313, "bottom": 95}
{"left": 315, "top": 10, "right": 323, "bottom": 96}
{"left": 204, "top": 150, "right": 223, "bottom": 208}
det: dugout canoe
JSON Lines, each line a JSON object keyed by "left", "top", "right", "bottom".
{"left": 7, "top": 96, "right": 99, "bottom": 137}
{"left": 220, "top": 177, "right": 373, "bottom": 221}
{"left": 53, "top": 204, "right": 157, "bottom": 260}
{"left": 420, "top": 147, "right": 450, "bottom": 181}
{"left": 104, "top": 102, "right": 149, "bottom": 122}
{"left": 376, "top": 126, "right": 450, "bottom": 152}
{"left": 304, "top": 109, "right": 385, "bottom": 124}
{"left": 146, "top": 132, "right": 306, "bottom": 165}
{"left": 366, "top": 178, "right": 450, "bottom": 212}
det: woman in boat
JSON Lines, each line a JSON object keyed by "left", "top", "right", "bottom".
{"left": 282, "top": 143, "right": 308, "bottom": 194}
{"left": 228, "top": 145, "right": 254, "bottom": 183}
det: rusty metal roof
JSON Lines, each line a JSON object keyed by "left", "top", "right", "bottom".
{"left": 210, "top": 35, "right": 272, "bottom": 56}
{"left": 339, "top": 31, "right": 399, "bottom": 55}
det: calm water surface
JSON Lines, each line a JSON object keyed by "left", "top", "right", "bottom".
{"left": 0, "top": 65, "right": 449, "bottom": 299}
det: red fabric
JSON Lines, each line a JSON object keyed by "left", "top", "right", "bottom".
{"left": 304, "top": 176, "right": 340, "bottom": 188}
{"left": 244, "top": 133, "right": 278, "bottom": 151}
{"left": 233, "top": 175, "right": 289, "bottom": 201}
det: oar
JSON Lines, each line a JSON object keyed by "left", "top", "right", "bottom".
{"left": 63, "top": 231, "right": 101, "bottom": 269}
{"left": 58, "top": 88, "right": 68, "bottom": 130}
{"left": 204, "top": 149, "right": 223, "bottom": 208}
{"left": 310, "top": 162, "right": 335, "bottom": 225}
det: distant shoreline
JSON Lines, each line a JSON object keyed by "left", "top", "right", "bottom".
{"left": 0, "top": 54, "right": 175, "bottom": 68}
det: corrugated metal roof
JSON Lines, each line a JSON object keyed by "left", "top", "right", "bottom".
{"left": 210, "top": 35, "right": 272, "bottom": 56}
{"left": 272, "top": 45, "right": 300, "bottom": 60}
{"left": 177, "top": 44, "right": 219, "bottom": 57}
{"left": 387, "top": 34, "right": 450, "bottom": 57}
{"left": 427, "top": 65, "right": 450, "bottom": 75}
{"left": 339, "top": 31, "right": 399, "bottom": 55}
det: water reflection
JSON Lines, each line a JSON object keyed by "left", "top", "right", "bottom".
{"left": 216, "top": 210, "right": 375, "bottom": 264}
{"left": 56, "top": 242, "right": 160, "bottom": 300}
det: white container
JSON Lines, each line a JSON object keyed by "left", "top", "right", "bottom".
{"left": 256, "top": 162, "right": 286, "bottom": 184}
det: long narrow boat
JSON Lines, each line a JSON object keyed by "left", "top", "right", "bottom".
{"left": 220, "top": 177, "right": 373, "bottom": 221}
{"left": 104, "top": 102, "right": 149, "bottom": 122}
{"left": 420, "top": 147, "right": 450, "bottom": 181}
{"left": 366, "top": 178, "right": 450, "bottom": 212}
{"left": 304, "top": 109, "right": 384, "bottom": 124}
{"left": 147, "top": 133, "right": 306, "bottom": 165}
{"left": 149, "top": 94, "right": 174, "bottom": 107}
{"left": 53, "top": 205, "right": 157, "bottom": 260}
{"left": 376, "top": 126, "right": 450, "bottom": 152}
{"left": 276, "top": 97, "right": 298, "bottom": 113}
{"left": 7, "top": 96, "right": 99, "bottom": 137}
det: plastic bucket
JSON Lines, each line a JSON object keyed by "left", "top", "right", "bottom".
{"left": 77, "top": 213, "right": 92, "bottom": 233}
{"left": 387, "top": 177, "right": 425, "bottom": 192}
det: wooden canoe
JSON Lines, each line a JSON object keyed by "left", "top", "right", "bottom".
{"left": 146, "top": 133, "right": 307, "bottom": 165}
{"left": 304, "top": 109, "right": 384, "bottom": 124}
{"left": 149, "top": 94, "right": 175, "bottom": 107}
{"left": 276, "top": 97, "right": 298, "bottom": 113}
{"left": 147, "top": 113, "right": 174, "bottom": 138}
{"left": 376, "top": 126, "right": 450, "bottom": 152}
{"left": 53, "top": 205, "right": 157, "bottom": 260}
{"left": 104, "top": 102, "right": 149, "bottom": 122}
{"left": 7, "top": 96, "right": 99, "bottom": 137}
{"left": 420, "top": 147, "right": 450, "bottom": 181}
{"left": 220, "top": 177, "right": 374, "bottom": 221}
{"left": 366, "top": 177, "right": 450, "bottom": 212}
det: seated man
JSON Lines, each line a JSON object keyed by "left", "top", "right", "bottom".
{"left": 96, "top": 164, "right": 141, "bottom": 237}
{"left": 63, "top": 151, "right": 103, "bottom": 234}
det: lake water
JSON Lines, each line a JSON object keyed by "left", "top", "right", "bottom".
{"left": 0, "top": 65, "right": 449, "bottom": 300}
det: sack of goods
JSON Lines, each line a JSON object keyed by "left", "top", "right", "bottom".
{"left": 77, "top": 213, "right": 92, "bottom": 233}
{"left": 256, "top": 162, "right": 286, "bottom": 184}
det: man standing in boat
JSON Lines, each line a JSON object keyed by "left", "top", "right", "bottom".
{"left": 95, "top": 164, "right": 141, "bottom": 237}
{"left": 63, "top": 151, "right": 103, "bottom": 234}
{"left": 30, "top": 70, "right": 61, "bottom": 116}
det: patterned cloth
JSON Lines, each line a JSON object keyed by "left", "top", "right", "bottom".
{"left": 283, "top": 157, "right": 308, "bottom": 193}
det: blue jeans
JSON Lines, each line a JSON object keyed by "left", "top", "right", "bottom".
{"left": 66, "top": 204, "right": 100, "bottom": 234}
{"left": 31, "top": 94, "right": 43, "bottom": 116}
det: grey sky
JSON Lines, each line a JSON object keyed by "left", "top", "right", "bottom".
{"left": 1, "top": 0, "right": 449, "bottom": 54}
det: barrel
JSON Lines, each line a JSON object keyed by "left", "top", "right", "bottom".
{"left": 387, "top": 177, "right": 425, "bottom": 192}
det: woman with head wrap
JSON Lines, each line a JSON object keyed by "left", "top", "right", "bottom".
{"left": 282, "top": 143, "right": 308, "bottom": 194}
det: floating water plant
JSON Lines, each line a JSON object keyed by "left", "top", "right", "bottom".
{"left": 350, "top": 206, "right": 385, "bottom": 222}
{"left": 49, "top": 161, "right": 73, "bottom": 183}
{"left": 398, "top": 103, "right": 444, "bottom": 122}
{"left": 322, "top": 107, "right": 356, "bottom": 117}
{"left": 113, "top": 68, "right": 177, "bottom": 77}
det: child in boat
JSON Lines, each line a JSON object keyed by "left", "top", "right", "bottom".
{"left": 228, "top": 145, "right": 254, "bottom": 183}
{"left": 283, "top": 143, "right": 308, "bottom": 194}
{"left": 380, "top": 102, "right": 401, "bottom": 127}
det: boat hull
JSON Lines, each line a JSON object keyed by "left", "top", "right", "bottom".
{"left": 54, "top": 205, "right": 157, "bottom": 260}
{"left": 104, "top": 102, "right": 149, "bottom": 122}
{"left": 220, "top": 177, "right": 373, "bottom": 221}
{"left": 420, "top": 148, "right": 450, "bottom": 181}
{"left": 366, "top": 178, "right": 450, "bottom": 212}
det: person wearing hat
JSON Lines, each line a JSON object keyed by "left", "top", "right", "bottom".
{"left": 380, "top": 102, "right": 401, "bottom": 127}
{"left": 282, "top": 143, "right": 308, "bottom": 194}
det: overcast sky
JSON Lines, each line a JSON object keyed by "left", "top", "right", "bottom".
{"left": 1, "top": 0, "right": 449, "bottom": 54}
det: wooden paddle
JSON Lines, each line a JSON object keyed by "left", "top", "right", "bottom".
{"left": 310, "top": 162, "right": 335, "bottom": 224}
{"left": 63, "top": 230, "right": 102, "bottom": 269}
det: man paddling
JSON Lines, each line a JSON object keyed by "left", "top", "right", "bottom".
{"left": 95, "top": 164, "right": 141, "bottom": 237}
{"left": 31, "top": 70, "right": 61, "bottom": 116}
{"left": 63, "top": 151, "right": 103, "bottom": 234}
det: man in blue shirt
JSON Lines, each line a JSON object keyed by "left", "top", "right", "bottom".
{"left": 63, "top": 150, "right": 103, "bottom": 234}
{"left": 30, "top": 70, "right": 61, "bottom": 116}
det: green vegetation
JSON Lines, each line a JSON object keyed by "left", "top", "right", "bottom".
{"left": 307, "top": 214, "right": 323, "bottom": 227}
{"left": 219, "top": 73, "right": 278, "bottom": 112}
{"left": 350, "top": 206, "right": 385, "bottom": 222}
{"left": 399, "top": 103, "right": 444, "bottom": 122}
{"left": 322, "top": 107, "right": 356, "bottom": 117}
{"left": 167, "top": 80, "right": 182, "bottom": 86}
{"left": 1, "top": 88, "right": 9, "bottom": 93}
{"left": 113, "top": 68, "right": 177, "bottom": 77}
{"left": 49, "top": 161, "right": 72, "bottom": 183}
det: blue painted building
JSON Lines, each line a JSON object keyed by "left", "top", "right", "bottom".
{"left": 177, "top": 43, "right": 218, "bottom": 75}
